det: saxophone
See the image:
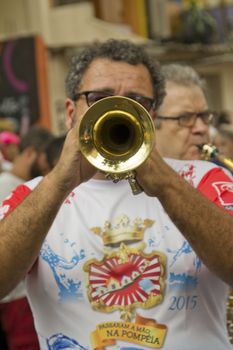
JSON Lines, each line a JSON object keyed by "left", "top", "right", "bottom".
{"left": 199, "top": 143, "right": 233, "bottom": 173}
{"left": 199, "top": 143, "right": 233, "bottom": 343}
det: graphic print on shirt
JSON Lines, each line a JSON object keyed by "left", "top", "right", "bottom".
{"left": 40, "top": 240, "right": 85, "bottom": 301}
{"left": 212, "top": 181, "right": 233, "bottom": 209}
{"left": 164, "top": 237, "right": 201, "bottom": 316}
{"left": 46, "top": 333, "right": 87, "bottom": 350}
{"left": 178, "top": 164, "right": 196, "bottom": 186}
{"left": 84, "top": 215, "right": 167, "bottom": 349}
{"left": 167, "top": 240, "right": 201, "bottom": 290}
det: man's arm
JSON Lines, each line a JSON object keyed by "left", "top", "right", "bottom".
{"left": 137, "top": 147, "right": 233, "bottom": 286}
{"left": 0, "top": 128, "right": 96, "bottom": 299}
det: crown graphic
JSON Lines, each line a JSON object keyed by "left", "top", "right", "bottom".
{"left": 91, "top": 215, "right": 154, "bottom": 246}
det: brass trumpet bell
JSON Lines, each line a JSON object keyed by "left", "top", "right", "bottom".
{"left": 79, "top": 96, "right": 155, "bottom": 194}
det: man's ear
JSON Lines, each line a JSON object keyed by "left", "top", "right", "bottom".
{"left": 65, "top": 98, "right": 76, "bottom": 129}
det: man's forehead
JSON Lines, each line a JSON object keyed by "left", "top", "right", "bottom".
{"left": 162, "top": 84, "right": 207, "bottom": 106}
{"left": 80, "top": 59, "right": 153, "bottom": 92}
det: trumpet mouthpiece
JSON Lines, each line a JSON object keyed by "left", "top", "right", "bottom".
{"left": 196, "top": 144, "right": 204, "bottom": 151}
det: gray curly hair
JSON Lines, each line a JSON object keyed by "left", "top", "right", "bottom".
{"left": 161, "top": 63, "right": 207, "bottom": 93}
{"left": 65, "top": 39, "right": 165, "bottom": 109}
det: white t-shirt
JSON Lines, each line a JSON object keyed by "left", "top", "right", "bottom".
{"left": 1, "top": 159, "right": 233, "bottom": 350}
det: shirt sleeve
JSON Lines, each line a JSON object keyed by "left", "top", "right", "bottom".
{"left": 197, "top": 167, "right": 233, "bottom": 215}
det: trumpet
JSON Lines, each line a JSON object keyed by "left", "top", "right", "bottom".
{"left": 79, "top": 96, "right": 155, "bottom": 195}
{"left": 199, "top": 143, "right": 233, "bottom": 173}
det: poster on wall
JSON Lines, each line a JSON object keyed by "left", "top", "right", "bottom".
{"left": 0, "top": 36, "right": 50, "bottom": 134}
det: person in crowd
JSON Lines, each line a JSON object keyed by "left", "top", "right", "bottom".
{"left": 208, "top": 110, "right": 233, "bottom": 157}
{"left": 214, "top": 110, "right": 233, "bottom": 128}
{"left": 0, "top": 131, "right": 20, "bottom": 172}
{"left": 0, "top": 126, "right": 54, "bottom": 350}
{"left": 155, "top": 63, "right": 211, "bottom": 160}
{"left": 45, "top": 135, "right": 66, "bottom": 169}
{"left": 0, "top": 325, "right": 8, "bottom": 350}
{"left": 155, "top": 62, "right": 233, "bottom": 343}
{"left": 155, "top": 63, "right": 233, "bottom": 167}
{"left": 0, "top": 40, "right": 233, "bottom": 350}
{"left": 212, "top": 123, "right": 233, "bottom": 160}
{"left": 0, "top": 126, "right": 54, "bottom": 200}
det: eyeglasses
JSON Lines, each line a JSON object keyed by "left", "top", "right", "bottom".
{"left": 73, "top": 90, "right": 156, "bottom": 112}
{"left": 157, "top": 111, "right": 214, "bottom": 128}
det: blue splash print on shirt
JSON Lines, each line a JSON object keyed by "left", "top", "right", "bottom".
{"left": 120, "top": 348, "right": 144, "bottom": 350}
{"left": 47, "top": 333, "right": 87, "bottom": 350}
{"left": 193, "top": 254, "right": 202, "bottom": 272}
{"left": 169, "top": 272, "right": 198, "bottom": 289}
{"left": 167, "top": 241, "right": 192, "bottom": 267}
{"left": 167, "top": 240, "right": 202, "bottom": 290}
{"left": 148, "top": 236, "right": 162, "bottom": 248}
{"left": 167, "top": 240, "right": 202, "bottom": 270}
{"left": 40, "top": 240, "right": 85, "bottom": 301}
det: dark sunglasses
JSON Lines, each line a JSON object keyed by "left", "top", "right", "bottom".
{"left": 157, "top": 111, "right": 215, "bottom": 128}
{"left": 73, "top": 90, "right": 156, "bottom": 112}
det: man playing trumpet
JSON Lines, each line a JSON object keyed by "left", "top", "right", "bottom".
{"left": 0, "top": 41, "right": 233, "bottom": 350}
